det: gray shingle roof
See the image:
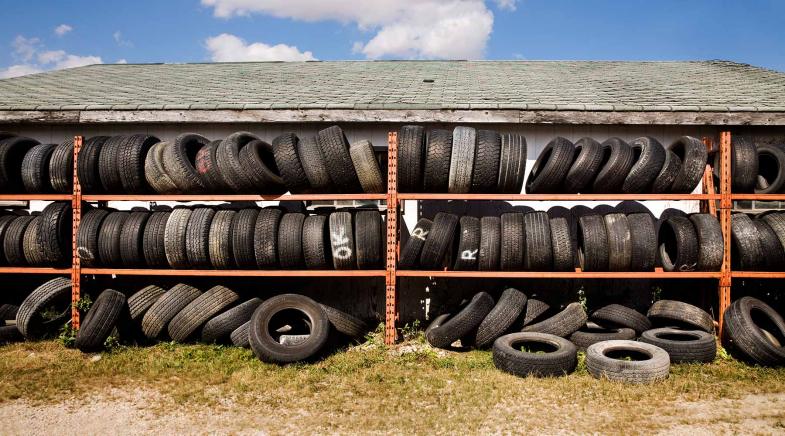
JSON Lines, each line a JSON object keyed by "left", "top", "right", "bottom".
{"left": 1, "top": 60, "right": 784, "bottom": 112}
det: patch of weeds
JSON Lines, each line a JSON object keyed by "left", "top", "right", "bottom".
{"left": 363, "top": 322, "right": 386, "bottom": 347}
{"left": 103, "top": 335, "right": 120, "bottom": 352}
{"left": 73, "top": 295, "right": 93, "bottom": 313}
{"left": 520, "top": 345, "right": 546, "bottom": 354}
{"left": 577, "top": 287, "right": 587, "bottom": 313}
{"left": 717, "top": 346, "right": 732, "bottom": 361}
{"left": 397, "top": 319, "right": 422, "bottom": 342}
{"left": 58, "top": 325, "right": 77, "bottom": 348}
{"left": 651, "top": 286, "right": 662, "bottom": 303}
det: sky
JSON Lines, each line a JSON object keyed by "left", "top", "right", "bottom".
{"left": 1, "top": 0, "right": 784, "bottom": 79}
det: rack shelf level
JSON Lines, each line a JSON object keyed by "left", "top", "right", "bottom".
{"left": 397, "top": 193, "right": 717, "bottom": 201}
{"left": 397, "top": 270, "right": 721, "bottom": 279}
{"left": 81, "top": 194, "right": 387, "bottom": 202}
{"left": 731, "top": 271, "right": 785, "bottom": 278}
{"left": 0, "top": 194, "right": 72, "bottom": 201}
{"left": 731, "top": 194, "right": 785, "bottom": 201}
{"left": 0, "top": 267, "right": 72, "bottom": 274}
{"left": 81, "top": 268, "right": 387, "bottom": 277}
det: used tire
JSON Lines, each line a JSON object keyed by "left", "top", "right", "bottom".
{"left": 754, "top": 144, "right": 785, "bottom": 194}
{"left": 329, "top": 211, "right": 355, "bottom": 270}
{"left": 97, "top": 135, "right": 126, "bottom": 192}
{"left": 593, "top": 137, "right": 634, "bottom": 193}
{"left": 604, "top": 213, "right": 632, "bottom": 271}
{"left": 202, "top": 298, "right": 263, "bottom": 343}
{"left": 164, "top": 208, "right": 192, "bottom": 268}
{"left": 730, "top": 213, "right": 765, "bottom": 271}
{"left": 216, "top": 132, "right": 257, "bottom": 192}
{"left": 278, "top": 213, "right": 306, "bottom": 268}
{"left": 525, "top": 137, "right": 575, "bottom": 193}
{"left": 22, "top": 216, "right": 44, "bottom": 266}
{"left": 493, "top": 332, "right": 577, "bottom": 377}
{"left": 317, "top": 126, "right": 361, "bottom": 193}
{"left": 650, "top": 150, "right": 683, "bottom": 193}
{"left": 522, "top": 299, "right": 550, "bottom": 326}
{"left": 128, "top": 285, "right": 166, "bottom": 321}
{"left": 321, "top": 304, "right": 369, "bottom": 339}
{"left": 496, "top": 134, "right": 527, "bottom": 194}
{"left": 119, "top": 134, "right": 158, "bottom": 193}
{"left": 194, "top": 140, "right": 230, "bottom": 193}
{"left": 355, "top": 210, "right": 382, "bottom": 269}
{"left": 163, "top": 133, "right": 209, "bottom": 192}
{"left": 550, "top": 217, "right": 574, "bottom": 272}
{"left": 77, "top": 136, "right": 109, "bottom": 193}
{"left": 425, "top": 292, "right": 494, "bottom": 349}
{"left": 231, "top": 321, "right": 251, "bottom": 348}
{"left": 568, "top": 323, "right": 636, "bottom": 350}
{"left": 118, "top": 211, "right": 149, "bottom": 267}
{"left": 628, "top": 213, "right": 657, "bottom": 271}
{"left": 254, "top": 208, "right": 283, "bottom": 269}
{"left": 761, "top": 213, "right": 785, "bottom": 265}
{"left": 77, "top": 209, "right": 109, "bottom": 266}
{"left": 419, "top": 212, "right": 458, "bottom": 270}
{"left": 48, "top": 139, "right": 73, "bottom": 193}
{"left": 230, "top": 208, "right": 259, "bottom": 268}
{"left": 208, "top": 210, "right": 236, "bottom": 269}
{"left": 586, "top": 340, "right": 670, "bottom": 383}
{"left": 75, "top": 289, "right": 127, "bottom": 352}
{"left": 753, "top": 219, "right": 785, "bottom": 270}
{"left": 350, "top": 139, "right": 385, "bottom": 194}
{"left": 399, "top": 218, "right": 432, "bottom": 269}
{"left": 185, "top": 208, "right": 215, "bottom": 268}
{"left": 273, "top": 133, "right": 311, "bottom": 194}
{"left": 523, "top": 211, "right": 553, "bottom": 271}
{"left": 466, "top": 288, "right": 527, "bottom": 348}
{"left": 16, "top": 277, "right": 72, "bottom": 339}
{"left": 38, "top": 201, "right": 71, "bottom": 264}
{"left": 142, "top": 211, "right": 170, "bottom": 267}
{"left": 522, "top": 302, "right": 587, "bottom": 338}
{"left": 302, "top": 214, "right": 332, "bottom": 269}
{"left": 478, "top": 216, "right": 501, "bottom": 271}
{"left": 422, "top": 129, "right": 452, "bottom": 192}
{"left": 640, "top": 327, "right": 716, "bottom": 363}
{"left": 3, "top": 216, "right": 35, "bottom": 266}
{"left": 448, "top": 126, "right": 477, "bottom": 194}
{"left": 168, "top": 285, "right": 239, "bottom": 342}
{"left": 577, "top": 214, "right": 609, "bottom": 272}
{"left": 238, "top": 139, "right": 285, "bottom": 193}
{"left": 500, "top": 212, "right": 525, "bottom": 271}
{"left": 590, "top": 304, "right": 651, "bottom": 334}
{"left": 98, "top": 211, "right": 129, "bottom": 266}
{"left": 730, "top": 135, "right": 758, "bottom": 192}
{"left": 145, "top": 141, "right": 180, "bottom": 194}
{"left": 690, "top": 213, "right": 723, "bottom": 271}
{"left": 249, "top": 294, "right": 331, "bottom": 363}
{"left": 453, "top": 216, "right": 480, "bottom": 270}
{"left": 622, "top": 136, "right": 666, "bottom": 193}
{"left": 141, "top": 283, "right": 202, "bottom": 340}
{"left": 722, "top": 296, "right": 785, "bottom": 366}
{"left": 668, "top": 136, "right": 708, "bottom": 193}
{"left": 296, "top": 135, "right": 333, "bottom": 192}
{"left": 21, "top": 143, "right": 56, "bottom": 193}
{"left": 471, "top": 130, "right": 501, "bottom": 193}
{"left": 398, "top": 125, "right": 425, "bottom": 192}
{"left": 0, "top": 136, "right": 39, "bottom": 192}
{"left": 647, "top": 299, "right": 714, "bottom": 333}
{"left": 658, "top": 216, "right": 699, "bottom": 272}
{"left": 564, "top": 137, "right": 603, "bottom": 193}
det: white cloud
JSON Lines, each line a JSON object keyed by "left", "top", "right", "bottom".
{"left": 113, "top": 31, "right": 133, "bottom": 47}
{"left": 54, "top": 24, "right": 73, "bottom": 36}
{"left": 205, "top": 33, "right": 316, "bottom": 61}
{"left": 0, "top": 64, "right": 43, "bottom": 79}
{"left": 116, "top": 58, "right": 128, "bottom": 64}
{"left": 12, "top": 36, "right": 40, "bottom": 62}
{"left": 201, "top": 0, "right": 516, "bottom": 59}
{"left": 0, "top": 34, "right": 102, "bottom": 79}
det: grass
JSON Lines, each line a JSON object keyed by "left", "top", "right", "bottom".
{"left": 1, "top": 332, "right": 784, "bottom": 433}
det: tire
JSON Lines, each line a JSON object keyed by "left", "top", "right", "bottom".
{"left": 16, "top": 277, "right": 72, "bottom": 339}
{"left": 564, "top": 137, "right": 603, "bottom": 193}
{"left": 273, "top": 133, "right": 311, "bottom": 194}
{"left": 22, "top": 216, "right": 44, "bottom": 266}
{"left": 453, "top": 216, "right": 481, "bottom": 270}
{"left": 522, "top": 302, "right": 587, "bottom": 338}
{"left": 249, "top": 294, "right": 331, "bottom": 363}
{"left": 118, "top": 212, "right": 149, "bottom": 267}
{"left": 48, "top": 140, "right": 73, "bottom": 193}
{"left": 730, "top": 213, "right": 765, "bottom": 271}
{"left": 317, "top": 126, "right": 361, "bottom": 193}
{"left": 128, "top": 285, "right": 166, "bottom": 321}
{"left": 524, "top": 212, "right": 554, "bottom": 272}
{"left": 669, "top": 136, "right": 708, "bottom": 193}
{"left": 689, "top": 213, "right": 723, "bottom": 271}
{"left": 722, "top": 296, "right": 785, "bottom": 366}
{"left": 658, "top": 216, "right": 699, "bottom": 272}
{"left": 568, "top": 324, "right": 636, "bottom": 350}
{"left": 202, "top": 298, "right": 263, "bottom": 343}
{"left": 231, "top": 321, "right": 251, "bottom": 347}
{"left": 651, "top": 150, "right": 682, "bottom": 193}
{"left": 216, "top": 132, "right": 258, "bottom": 193}
{"left": 522, "top": 299, "right": 551, "bottom": 326}
{"left": 97, "top": 211, "right": 129, "bottom": 266}
{"left": 525, "top": 137, "right": 575, "bottom": 193}
{"left": 145, "top": 141, "right": 180, "bottom": 194}
{"left": 397, "top": 125, "right": 425, "bottom": 193}
{"left": 355, "top": 210, "right": 382, "bottom": 269}
{"left": 208, "top": 210, "right": 236, "bottom": 269}
{"left": 590, "top": 304, "right": 652, "bottom": 334}
{"left": 604, "top": 213, "right": 632, "bottom": 271}
{"left": 38, "top": 201, "right": 71, "bottom": 264}
{"left": 754, "top": 144, "right": 785, "bottom": 194}
{"left": 277, "top": 213, "right": 306, "bottom": 268}
{"left": 471, "top": 130, "right": 501, "bottom": 193}
{"left": 119, "top": 134, "right": 158, "bottom": 193}
{"left": 622, "top": 136, "right": 666, "bottom": 193}
{"left": 142, "top": 211, "right": 170, "bottom": 267}
{"left": 232, "top": 209, "right": 259, "bottom": 268}
{"left": 0, "top": 325, "right": 23, "bottom": 344}
{"left": 75, "top": 289, "right": 127, "bottom": 352}
{"left": 593, "top": 137, "right": 634, "bottom": 193}
{"left": 730, "top": 135, "right": 758, "bottom": 192}
{"left": 448, "top": 126, "right": 477, "bottom": 194}
{"left": 77, "top": 136, "right": 109, "bottom": 194}
{"left": 163, "top": 133, "right": 209, "bottom": 193}
{"left": 419, "top": 212, "right": 458, "bottom": 270}
{"left": 349, "top": 139, "right": 385, "bottom": 194}
{"left": 238, "top": 139, "right": 285, "bottom": 193}
{"left": 478, "top": 216, "right": 501, "bottom": 271}
{"left": 254, "top": 208, "right": 283, "bottom": 269}
{"left": 550, "top": 217, "right": 574, "bottom": 272}
{"left": 647, "top": 299, "right": 714, "bottom": 333}
{"left": 21, "top": 143, "right": 56, "bottom": 193}
{"left": 97, "top": 135, "right": 126, "bottom": 192}
{"left": 0, "top": 215, "right": 14, "bottom": 264}
{"left": 640, "top": 328, "right": 716, "bottom": 363}
{"left": 422, "top": 129, "right": 452, "bottom": 192}
{"left": 164, "top": 208, "right": 192, "bottom": 268}
{"left": 761, "top": 213, "right": 785, "bottom": 264}
{"left": 399, "top": 218, "right": 432, "bottom": 269}
{"left": 628, "top": 213, "right": 657, "bottom": 271}
{"left": 184, "top": 208, "right": 214, "bottom": 268}
{"left": 500, "top": 212, "right": 525, "bottom": 271}
{"left": 586, "top": 340, "right": 670, "bottom": 383}
{"left": 195, "top": 140, "right": 230, "bottom": 193}
{"left": 0, "top": 136, "right": 40, "bottom": 192}
{"left": 303, "top": 215, "right": 332, "bottom": 269}
{"left": 493, "top": 332, "right": 577, "bottom": 377}
{"left": 328, "top": 211, "right": 355, "bottom": 270}
{"left": 496, "top": 134, "right": 527, "bottom": 194}
{"left": 466, "top": 288, "right": 527, "bottom": 348}
{"left": 425, "top": 291, "right": 495, "bottom": 349}
{"left": 321, "top": 304, "right": 369, "bottom": 339}
{"left": 0, "top": 303, "right": 19, "bottom": 321}
{"left": 168, "top": 285, "right": 239, "bottom": 342}
{"left": 141, "top": 283, "right": 202, "bottom": 340}
{"left": 3, "top": 216, "right": 35, "bottom": 266}
{"left": 296, "top": 135, "right": 333, "bottom": 192}
{"left": 77, "top": 209, "right": 109, "bottom": 266}
{"left": 577, "top": 214, "right": 609, "bottom": 272}
{"left": 753, "top": 219, "right": 785, "bottom": 270}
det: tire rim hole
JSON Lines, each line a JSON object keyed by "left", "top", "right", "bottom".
{"left": 656, "top": 332, "right": 699, "bottom": 342}
{"left": 604, "top": 349, "right": 652, "bottom": 362}
{"left": 750, "top": 308, "right": 785, "bottom": 346}
{"left": 756, "top": 152, "right": 779, "bottom": 190}
{"left": 268, "top": 308, "right": 312, "bottom": 343}
{"left": 512, "top": 339, "right": 559, "bottom": 354}
{"left": 659, "top": 222, "right": 678, "bottom": 268}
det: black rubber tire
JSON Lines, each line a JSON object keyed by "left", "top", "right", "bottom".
{"left": 399, "top": 218, "right": 432, "bottom": 269}
{"left": 753, "top": 144, "right": 785, "bottom": 194}
{"left": 730, "top": 135, "right": 758, "bottom": 192}
{"left": 238, "top": 139, "right": 285, "bottom": 193}
{"left": 0, "top": 325, "right": 23, "bottom": 344}
{"left": 296, "top": 135, "right": 333, "bottom": 192}
{"left": 577, "top": 214, "right": 609, "bottom": 272}
{"left": 651, "top": 150, "right": 683, "bottom": 193}
{"left": 97, "top": 135, "right": 126, "bottom": 192}
{"left": 730, "top": 213, "right": 765, "bottom": 271}
{"left": 202, "top": 298, "right": 263, "bottom": 343}
{"left": 453, "top": 216, "right": 481, "bottom": 270}
{"left": 525, "top": 137, "right": 575, "bottom": 194}
{"left": 321, "top": 304, "right": 369, "bottom": 339}
{"left": 397, "top": 125, "right": 425, "bottom": 193}
{"left": 216, "top": 132, "right": 259, "bottom": 193}
{"left": 522, "top": 299, "right": 551, "bottom": 326}
{"left": 192, "top": 140, "right": 224, "bottom": 193}
{"left": 208, "top": 210, "right": 236, "bottom": 269}
{"left": 753, "top": 219, "right": 785, "bottom": 270}
{"left": 163, "top": 133, "right": 209, "bottom": 193}
{"left": 593, "top": 137, "right": 634, "bottom": 193}
{"left": 22, "top": 216, "right": 44, "bottom": 266}
{"left": 658, "top": 216, "right": 699, "bottom": 272}
{"left": 568, "top": 324, "right": 636, "bottom": 350}
{"left": 142, "top": 211, "right": 170, "bottom": 267}
{"left": 184, "top": 208, "right": 215, "bottom": 268}
{"left": 689, "top": 213, "right": 723, "bottom": 271}
{"left": 164, "top": 208, "right": 192, "bottom": 268}
{"left": 723, "top": 296, "right": 785, "bottom": 366}
{"left": 0, "top": 303, "right": 19, "bottom": 321}
{"left": 254, "top": 208, "right": 282, "bottom": 269}
{"left": 647, "top": 299, "right": 714, "bottom": 333}
{"left": 118, "top": 134, "right": 158, "bottom": 193}
{"left": 422, "top": 129, "right": 452, "bottom": 192}
{"left": 471, "top": 130, "right": 501, "bottom": 193}
{"left": 128, "top": 285, "right": 166, "bottom": 321}
{"left": 249, "top": 294, "right": 331, "bottom": 363}
{"left": 564, "top": 137, "right": 603, "bottom": 193}
{"left": 426, "top": 291, "right": 495, "bottom": 349}
{"left": 277, "top": 213, "right": 306, "bottom": 268}
{"left": 0, "top": 215, "right": 14, "bottom": 264}
{"left": 75, "top": 289, "right": 127, "bottom": 352}
{"left": 640, "top": 327, "right": 716, "bottom": 363}
{"left": 168, "top": 285, "right": 239, "bottom": 342}
{"left": 591, "top": 304, "right": 652, "bottom": 334}
{"left": 273, "top": 133, "right": 311, "bottom": 194}
{"left": 3, "top": 215, "right": 35, "bottom": 266}
{"left": 21, "top": 143, "right": 56, "bottom": 193}
{"left": 493, "top": 332, "right": 577, "bottom": 377}
{"left": 760, "top": 213, "right": 785, "bottom": 267}
{"left": 496, "top": 134, "right": 527, "bottom": 194}
{"left": 98, "top": 211, "right": 129, "bottom": 267}
{"left": 478, "top": 216, "right": 501, "bottom": 271}
{"left": 141, "top": 283, "right": 202, "bottom": 340}
{"left": 604, "top": 213, "right": 632, "bottom": 271}
{"left": 302, "top": 214, "right": 332, "bottom": 269}
{"left": 355, "top": 210, "right": 382, "bottom": 269}
{"left": 145, "top": 141, "right": 180, "bottom": 194}
{"left": 118, "top": 211, "right": 149, "bottom": 267}
{"left": 77, "top": 209, "right": 109, "bottom": 266}
{"left": 0, "top": 136, "right": 39, "bottom": 192}
{"left": 549, "top": 217, "right": 573, "bottom": 272}
{"left": 419, "top": 212, "right": 459, "bottom": 270}
{"left": 522, "top": 302, "right": 587, "bottom": 338}
{"left": 586, "top": 340, "right": 670, "bottom": 383}
{"left": 523, "top": 211, "right": 553, "bottom": 271}
{"left": 77, "top": 136, "right": 109, "bottom": 194}
{"left": 232, "top": 208, "right": 260, "bottom": 268}
{"left": 317, "top": 126, "right": 361, "bottom": 193}
{"left": 622, "top": 136, "right": 666, "bottom": 193}
{"left": 349, "top": 139, "right": 385, "bottom": 194}
{"left": 48, "top": 140, "right": 73, "bottom": 193}
{"left": 231, "top": 321, "right": 251, "bottom": 348}
{"left": 628, "top": 212, "right": 657, "bottom": 271}
{"left": 38, "top": 201, "right": 71, "bottom": 264}
{"left": 447, "top": 126, "right": 477, "bottom": 194}
{"left": 500, "top": 212, "right": 525, "bottom": 271}
{"left": 466, "top": 288, "right": 527, "bottom": 348}
{"left": 16, "top": 277, "right": 72, "bottom": 339}
{"left": 328, "top": 211, "right": 355, "bottom": 270}
{"left": 668, "top": 136, "right": 708, "bottom": 193}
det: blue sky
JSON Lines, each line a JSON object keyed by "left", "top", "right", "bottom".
{"left": 1, "top": 0, "right": 783, "bottom": 78}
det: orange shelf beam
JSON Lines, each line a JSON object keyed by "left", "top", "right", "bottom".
{"left": 81, "top": 194, "right": 387, "bottom": 202}
{"left": 0, "top": 267, "right": 71, "bottom": 274}
{"left": 397, "top": 269, "right": 721, "bottom": 279}
{"left": 82, "top": 268, "right": 386, "bottom": 277}
{"left": 0, "top": 194, "right": 72, "bottom": 200}
{"left": 731, "top": 271, "right": 785, "bottom": 278}
{"left": 397, "top": 193, "right": 717, "bottom": 201}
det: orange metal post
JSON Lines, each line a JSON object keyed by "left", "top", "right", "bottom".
{"left": 385, "top": 132, "right": 399, "bottom": 345}
{"left": 701, "top": 137, "right": 717, "bottom": 217}
{"left": 718, "top": 131, "right": 732, "bottom": 335}
{"left": 71, "top": 136, "right": 83, "bottom": 329}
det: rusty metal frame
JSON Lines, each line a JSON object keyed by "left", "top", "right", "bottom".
{"left": 385, "top": 131, "right": 399, "bottom": 345}
{"left": 81, "top": 268, "right": 385, "bottom": 277}
{"left": 82, "top": 194, "right": 387, "bottom": 201}
{"left": 71, "top": 136, "right": 83, "bottom": 328}
{"left": 398, "top": 193, "right": 718, "bottom": 201}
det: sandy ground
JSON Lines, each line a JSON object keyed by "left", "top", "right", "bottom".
{"left": 1, "top": 389, "right": 784, "bottom": 435}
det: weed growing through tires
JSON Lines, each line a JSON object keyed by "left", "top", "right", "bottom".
{"left": 73, "top": 295, "right": 93, "bottom": 313}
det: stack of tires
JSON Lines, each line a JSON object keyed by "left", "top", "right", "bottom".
{"left": 726, "top": 136, "right": 785, "bottom": 194}
{"left": 0, "top": 203, "right": 72, "bottom": 267}
{"left": 730, "top": 211, "right": 785, "bottom": 270}
{"left": 0, "top": 134, "right": 74, "bottom": 193}
{"left": 77, "top": 206, "right": 383, "bottom": 270}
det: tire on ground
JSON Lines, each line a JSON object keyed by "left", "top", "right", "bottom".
{"left": 465, "top": 288, "right": 527, "bottom": 348}
{"left": 202, "top": 298, "right": 263, "bottom": 343}
{"left": 425, "top": 292, "right": 494, "bottom": 349}
{"left": 75, "top": 289, "right": 127, "bottom": 352}
{"left": 168, "top": 285, "right": 239, "bottom": 342}
{"left": 128, "top": 285, "right": 167, "bottom": 321}
{"left": 722, "top": 296, "right": 785, "bottom": 366}
{"left": 590, "top": 304, "right": 651, "bottom": 334}
{"left": 568, "top": 324, "right": 636, "bottom": 350}
{"left": 493, "top": 332, "right": 577, "bottom": 377}
{"left": 585, "top": 340, "right": 670, "bottom": 383}
{"left": 16, "top": 277, "right": 72, "bottom": 339}
{"left": 321, "top": 304, "right": 369, "bottom": 339}
{"left": 640, "top": 327, "right": 716, "bottom": 363}
{"left": 522, "top": 302, "right": 587, "bottom": 338}
{"left": 647, "top": 299, "right": 714, "bottom": 333}
{"left": 141, "top": 283, "right": 202, "bottom": 340}
{"left": 249, "top": 294, "right": 331, "bottom": 363}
